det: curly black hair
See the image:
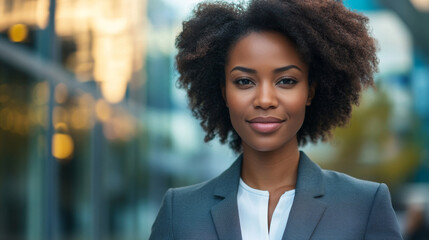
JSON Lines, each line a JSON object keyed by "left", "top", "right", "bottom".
{"left": 175, "top": 0, "right": 378, "bottom": 153}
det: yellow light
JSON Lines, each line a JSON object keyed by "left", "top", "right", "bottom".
{"left": 36, "top": 0, "right": 50, "bottom": 29}
{"left": 8, "top": 24, "right": 29, "bottom": 42}
{"left": 92, "top": 34, "right": 132, "bottom": 103}
{"left": 100, "top": 80, "right": 127, "bottom": 103}
{"left": 95, "top": 99, "right": 111, "bottom": 122}
{"left": 52, "top": 133, "right": 74, "bottom": 160}
{"left": 54, "top": 83, "right": 68, "bottom": 104}
{"left": 411, "top": 0, "right": 429, "bottom": 11}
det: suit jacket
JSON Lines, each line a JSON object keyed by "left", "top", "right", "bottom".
{"left": 149, "top": 152, "right": 403, "bottom": 240}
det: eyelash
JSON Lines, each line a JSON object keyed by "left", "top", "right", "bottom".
{"left": 234, "top": 78, "right": 254, "bottom": 86}
{"left": 233, "top": 78, "right": 297, "bottom": 87}
{"left": 277, "top": 78, "right": 297, "bottom": 85}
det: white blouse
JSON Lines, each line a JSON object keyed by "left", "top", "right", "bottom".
{"left": 237, "top": 178, "right": 295, "bottom": 240}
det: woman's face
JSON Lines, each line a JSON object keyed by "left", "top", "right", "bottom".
{"left": 223, "top": 31, "right": 314, "bottom": 152}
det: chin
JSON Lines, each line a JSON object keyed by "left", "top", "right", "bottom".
{"left": 244, "top": 140, "right": 287, "bottom": 153}
{"left": 242, "top": 135, "right": 298, "bottom": 153}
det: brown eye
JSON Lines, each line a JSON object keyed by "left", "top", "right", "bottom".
{"left": 277, "top": 78, "right": 297, "bottom": 86}
{"left": 234, "top": 78, "right": 254, "bottom": 86}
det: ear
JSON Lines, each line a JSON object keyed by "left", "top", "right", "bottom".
{"left": 306, "top": 81, "right": 317, "bottom": 106}
{"left": 221, "top": 85, "right": 228, "bottom": 107}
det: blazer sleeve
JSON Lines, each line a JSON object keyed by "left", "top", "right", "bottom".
{"left": 149, "top": 188, "right": 174, "bottom": 240}
{"left": 364, "top": 183, "right": 403, "bottom": 240}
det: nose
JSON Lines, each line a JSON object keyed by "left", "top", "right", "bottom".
{"left": 253, "top": 82, "right": 278, "bottom": 109}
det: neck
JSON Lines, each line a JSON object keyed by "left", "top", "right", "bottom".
{"left": 240, "top": 138, "right": 300, "bottom": 192}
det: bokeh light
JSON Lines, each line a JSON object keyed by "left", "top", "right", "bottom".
{"left": 1, "top": 1, "right": 428, "bottom": 240}
{"left": 8, "top": 24, "right": 29, "bottom": 42}
{"left": 411, "top": 0, "right": 429, "bottom": 11}
{"left": 52, "top": 132, "right": 74, "bottom": 160}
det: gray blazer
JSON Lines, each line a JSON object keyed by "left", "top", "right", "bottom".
{"left": 149, "top": 152, "right": 403, "bottom": 240}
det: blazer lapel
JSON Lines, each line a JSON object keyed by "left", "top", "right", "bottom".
{"left": 210, "top": 155, "right": 243, "bottom": 240}
{"left": 282, "top": 152, "right": 327, "bottom": 240}
{"left": 209, "top": 152, "right": 326, "bottom": 240}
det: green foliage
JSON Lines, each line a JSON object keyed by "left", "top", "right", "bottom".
{"left": 318, "top": 89, "right": 422, "bottom": 188}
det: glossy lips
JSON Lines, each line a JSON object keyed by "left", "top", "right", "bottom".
{"left": 246, "top": 117, "right": 285, "bottom": 134}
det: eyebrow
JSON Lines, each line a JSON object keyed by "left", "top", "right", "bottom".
{"left": 273, "top": 65, "right": 302, "bottom": 73}
{"left": 230, "top": 66, "right": 257, "bottom": 74}
{"left": 230, "top": 65, "right": 302, "bottom": 74}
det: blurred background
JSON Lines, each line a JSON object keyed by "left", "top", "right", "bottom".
{"left": 0, "top": 0, "right": 428, "bottom": 239}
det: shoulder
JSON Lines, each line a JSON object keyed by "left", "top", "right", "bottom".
{"left": 166, "top": 172, "right": 224, "bottom": 208}
{"left": 149, "top": 177, "right": 223, "bottom": 240}
{"left": 299, "top": 152, "right": 385, "bottom": 201}
{"left": 318, "top": 170, "right": 402, "bottom": 238}
{"left": 322, "top": 169, "right": 380, "bottom": 191}
{"left": 170, "top": 178, "right": 215, "bottom": 198}
{"left": 320, "top": 168, "right": 393, "bottom": 210}
{"left": 315, "top": 169, "right": 401, "bottom": 236}
{"left": 322, "top": 169, "right": 387, "bottom": 199}
{"left": 169, "top": 157, "right": 241, "bottom": 203}
{"left": 150, "top": 171, "right": 234, "bottom": 239}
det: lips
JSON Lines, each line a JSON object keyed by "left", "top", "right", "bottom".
{"left": 247, "top": 117, "right": 285, "bottom": 133}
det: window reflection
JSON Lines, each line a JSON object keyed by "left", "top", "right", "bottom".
{"left": 0, "top": 0, "right": 429, "bottom": 240}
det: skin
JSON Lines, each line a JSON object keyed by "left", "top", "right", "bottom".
{"left": 223, "top": 31, "right": 315, "bottom": 230}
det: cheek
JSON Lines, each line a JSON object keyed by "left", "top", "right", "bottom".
{"left": 281, "top": 92, "right": 309, "bottom": 115}
{"left": 225, "top": 87, "right": 250, "bottom": 114}
{"left": 226, "top": 95, "right": 247, "bottom": 121}
{"left": 225, "top": 89, "right": 251, "bottom": 131}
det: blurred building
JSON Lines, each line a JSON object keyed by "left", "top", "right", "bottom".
{"left": 0, "top": 0, "right": 149, "bottom": 239}
{"left": 0, "top": 0, "right": 428, "bottom": 240}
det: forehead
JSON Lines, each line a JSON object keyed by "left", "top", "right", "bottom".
{"left": 226, "top": 31, "right": 307, "bottom": 71}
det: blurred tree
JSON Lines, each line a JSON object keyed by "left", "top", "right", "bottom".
{"left": 319, "top": 89, "right": 422, "bottom": 188}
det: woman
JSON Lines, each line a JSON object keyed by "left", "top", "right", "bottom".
{"left": 150, "top": 0, "right": 403, "bottom": 239}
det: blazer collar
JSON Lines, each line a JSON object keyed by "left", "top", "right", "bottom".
{"left": 282, "top": 151, "right": 327, "bottom": 240}
{"left": 211, "top": 154, "right": 243, "bottom": 239}
{"left": 211, "top": 152, "right": 325, "bottom": 196}
{"left": 294, "top": 151, "right": 325, "bottom": 197}
{"left": 210, "top": 152, "right": 327, "bottom": 240}
{"left": 213, "top": 154, "right": 243, "bottom": 198}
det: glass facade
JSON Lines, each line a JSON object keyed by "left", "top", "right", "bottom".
{"left": 0, "top": 0, "right": 428, "bottom": 239}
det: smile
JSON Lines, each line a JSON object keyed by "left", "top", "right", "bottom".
{"left": 246, "top": 117, "right": 285, "bottom": 134}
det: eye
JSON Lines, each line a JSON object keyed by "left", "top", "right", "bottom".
{"left": 234, "top": 78, "right": 255, "bottom": 87}
{"left": 276, "top": 78, "right": 297, "bottom": 87}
